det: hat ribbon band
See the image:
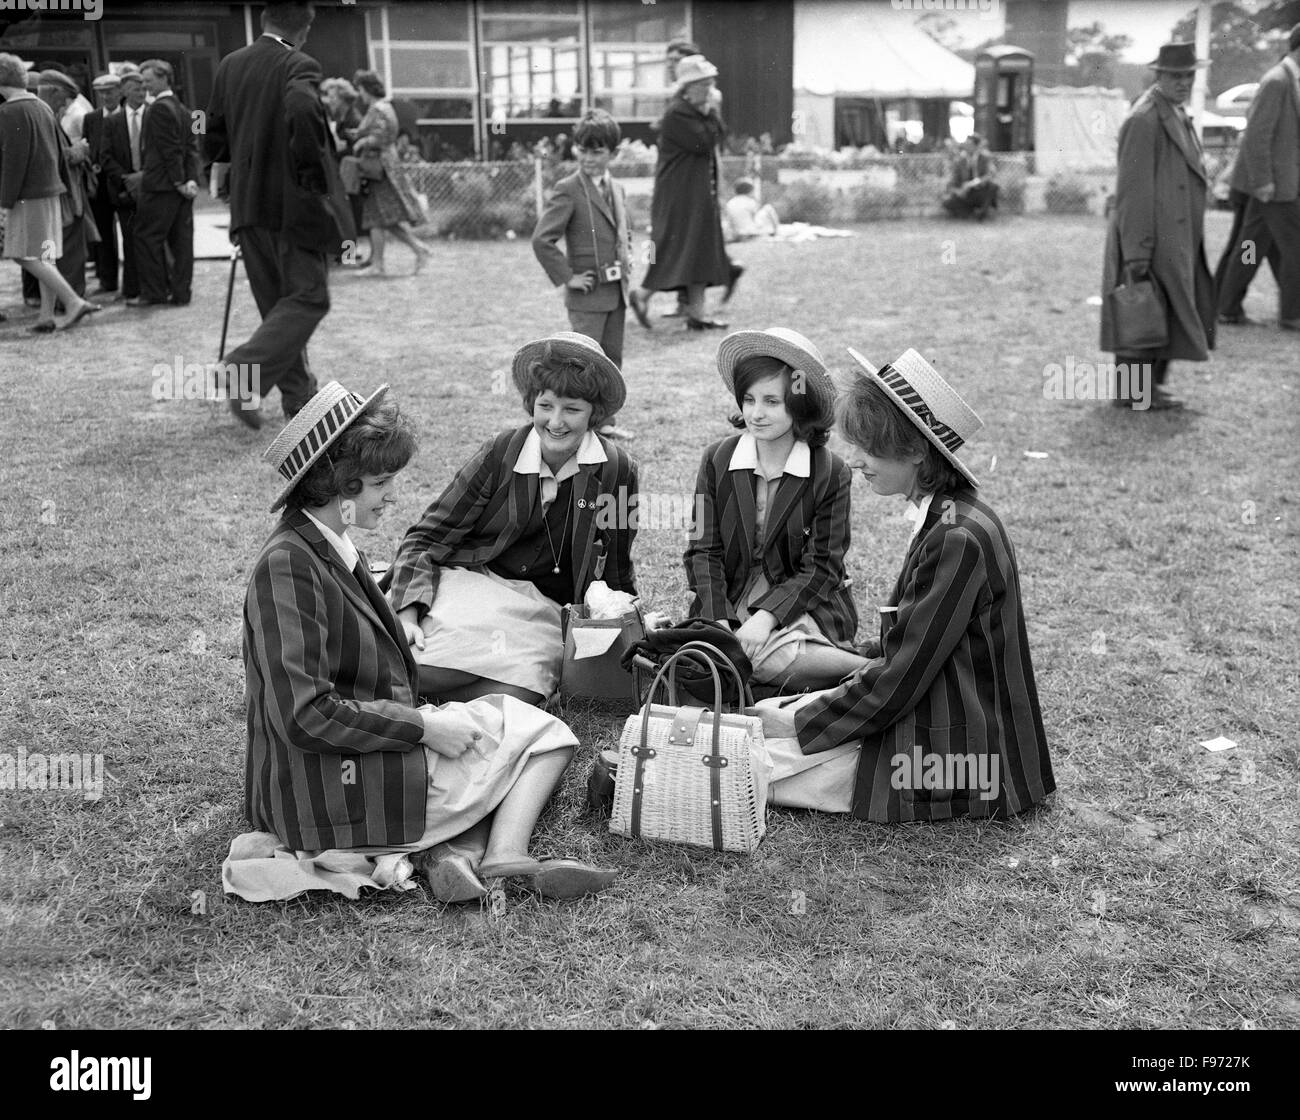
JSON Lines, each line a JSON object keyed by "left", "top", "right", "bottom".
{"left": 879, "top": 364, "right": 965, "bottom": 453}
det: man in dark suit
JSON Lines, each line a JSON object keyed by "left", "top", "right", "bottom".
{"left": 130, "top": 59, "right": 199, "bottom": 307}
{"left": 1216, "top": 24, "right": 1300, "bottom": 330}
{"left": 83, "top": 73, "right": 122, "bottom": 296}
{"left": 98, "top": 69, "right": 146, "bottom": 301}
{"left": 205, "top": 0, "right": 354, "bottom": 427}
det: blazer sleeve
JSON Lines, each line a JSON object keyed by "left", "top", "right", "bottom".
{"left": 601, "top": 451, "right": 639, "bottom": 597}
{"left": 248, "top": 545, "right": 426, "bottom": 755}
{"left": 531, "top": 182, "right": 576, "bottom": 288}
{"left": 794, "top": 526, "right": 987, "bottom": 754}
{"left": 1239, "top": 72, "right": 1284, "bottom": 192}
{"left": 1115, "top": 108, "right": 1157, "bottom": 263}
{"left": 153, "top": 102, "right": 186, "bottom": 185}
{"left": 683, "top": 448, "right": 731, "bottom": 621}
{"left": 205, "top": 64, "right": 230, "bottom": 164}
{"left": 387, "top": 438, "right": 500, "bottom": 618}
{"left": 286, "top": 53, "right": 330, "bottom": 194}
{"left": 752, "top": 456, "right": 853, "bottom": 628}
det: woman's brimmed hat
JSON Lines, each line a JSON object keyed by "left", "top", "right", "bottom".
{"left": 716, "top": 327, "right": 835, "bottom": 423}
{"left": 674, "top": 54, "right": 718, "bottom": 93}
{"left": 511, "top": 331, "right": 626, "bottom": 414}
{"left": 1148, "top": 42, "right": 1210, "bottom": 71}
{"left": 263, "top": 380, "right": 389, "bottom": 512}
{"left": 847, "top": 347, "right": 983, "bottom": 487}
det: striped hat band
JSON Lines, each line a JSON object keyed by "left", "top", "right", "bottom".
{"left": 877, "top": 363, "right": 965, "bottom": 453}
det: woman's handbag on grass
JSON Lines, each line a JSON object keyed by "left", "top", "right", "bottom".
{"left": 357, "top": 149, "right": 386, "bottom": 182}
{"left": 610, "top": 641, "right": 772, "bottom": 854}
{"left": 622, "top": 619, "right": 753, "bottom": 708}
{"left": 1108, "top": 264, "right": 1168, "bottom": 350}
{"left": 559, "top": 602, "right": 644, "bottom": 702}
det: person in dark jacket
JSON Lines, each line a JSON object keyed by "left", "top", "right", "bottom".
{"left": 205, "top": 0, "right": 354, "bottom": 427}
{"left": 758, "top": 348, "right": 1055, "bottom": 823}
{"left": 1099, "top": 42, "right": 1216, "bottom": 411}
{"left": 98, "top": 69, "right": 146, "bottom": 301}
{"left": 130, "top": 59, "right": 199, "bottom": 307}
{"left": 632, "top": 54, "right": 732, "bottom": 331}
{"left": 83, "top": 73, "right": 121, "bottom": 295}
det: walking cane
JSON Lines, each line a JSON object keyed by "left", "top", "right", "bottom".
{"left": 218, "top": 242, "right": 241, "bottom": 362}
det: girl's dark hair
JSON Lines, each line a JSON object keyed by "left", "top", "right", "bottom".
{"left": 352, "top": 69, "right": 386, "bottom": 99}
{"left": 835, "top": 375, "right": 965, "bottom": 494}
{"left": 518, "top": 356, "right": 618, "bottom": 428}
{"left": 728, "top": 354, "right": 832, "bottom": 448}
{"left": 285, "top": 399, "right": 417, "bottom": 512}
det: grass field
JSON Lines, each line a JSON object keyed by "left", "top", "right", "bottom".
{"left": 0, "top": 212, "right": 1296, "bottom": 1030}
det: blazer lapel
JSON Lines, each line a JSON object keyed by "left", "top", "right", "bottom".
{"left": 355, "top": 547, "right": 415, "bottom": 673}
{"left": 760, "top": 474, "right": 805, "bottom": 557}
{"left": 1156, "top": 96, "right": 1205, "bottom": 181}
{"left": 729, "top": 467, "right": 760, "bottom": 563}
{"left": 569, "top": 465, "right": 605, "bottom": 599}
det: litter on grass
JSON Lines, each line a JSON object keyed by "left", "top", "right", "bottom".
{"left": 1199, "top": 736, "right": 1237, "bottom": 753}
{"left": 1024, "top": 451, "right": 1049, "bottom": 459}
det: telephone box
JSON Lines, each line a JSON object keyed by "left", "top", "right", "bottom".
{"left": 974, "top": 46, "right": 1035, "bottom": 152}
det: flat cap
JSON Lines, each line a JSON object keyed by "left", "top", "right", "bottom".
{"left": 38, "top": 69, "right": 80, "bottom": 95}
{"left": 91, "top": 73, "right": 121, "bottom": 90}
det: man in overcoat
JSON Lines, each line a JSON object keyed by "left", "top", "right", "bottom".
{"left": 1216, "top": 24, "right": 1300, "bottom": 330}
{"left": 1099, "top": 43, "right": 1216, "bottom": 411}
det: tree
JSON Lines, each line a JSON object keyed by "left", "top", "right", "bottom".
{"left": 1067, "top": 21, "right": 1134, "bottom": 60}
{"left": 1171, "top": 2, "right": 1280, "bottom": 95}
{"left": 1256, "top": 0, "right": 1300, "bottom": 30}
{"left": 916, "top": 11, "right": 966, "bottom": 53}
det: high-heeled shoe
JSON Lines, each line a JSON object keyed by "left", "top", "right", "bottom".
{"left": 685, "top": 316, "right": 728, "bottom": 331}
{"left": 413, "top": 249, "right": 430, "bottom": 276}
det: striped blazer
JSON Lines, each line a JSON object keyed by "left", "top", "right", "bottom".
{"left": 684, "top": 435, "right": 858, "bottom": 644}
{"left": 387, "top": 424, "right": 638, "bottom": 617}
{"left": 794, "top": 486, "right": 1054, "bottom": 823}
{"left": 243, "top": 510, "right": 428, "bottom": 851}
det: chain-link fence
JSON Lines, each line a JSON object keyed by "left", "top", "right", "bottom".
{"left": 398, "top": 152, "right": 1122, "bottom": 239}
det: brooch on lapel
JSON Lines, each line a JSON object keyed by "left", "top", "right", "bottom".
{"left": 803, "top": 527, "right": 811, "bottom": 536}
{"left": 577, "top": 498, "right": 588, "bottom": 509}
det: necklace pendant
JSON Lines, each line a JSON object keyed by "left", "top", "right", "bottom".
{"left": 552, "top": 565, "right": 561, "bottom": 575}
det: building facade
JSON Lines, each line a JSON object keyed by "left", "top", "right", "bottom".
{"left": 0, "top": 0, "right": 795, "bottom": 160}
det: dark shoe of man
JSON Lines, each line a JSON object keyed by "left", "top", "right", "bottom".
{"left": 628, "top": 289, "right": 651, "bottom": 329}
{"left": 125, "top": 296, "right": 170, "bottom": 307}
{"left": 1218, "top": 312, "right": 1254, "bottom": 325}
{"left": 723, "top": 262, "right": 745, "bottom": 303}
{"left": 1280, "top": 318, "right": 1300, "bottom": 331}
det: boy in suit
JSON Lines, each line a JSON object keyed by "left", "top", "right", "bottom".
{"left": 531, "top": 109, "right": 634, "bottom": 440}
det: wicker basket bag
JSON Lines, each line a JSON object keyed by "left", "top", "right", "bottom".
{"left": 610, "top": 641, "right": 772, "bottom": 854}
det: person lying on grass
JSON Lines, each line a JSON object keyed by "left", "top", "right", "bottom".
{"left": 240, "top": 380, "right": 616, "bottom": 902}
{"left": 387, "top": 332, "right": 638, "bottom": 706}
{"left": 758, "top": 349, "right": 1056, "bottom": 822}
{"left": 684, "top": 327, "right": 867, "bottom": 691}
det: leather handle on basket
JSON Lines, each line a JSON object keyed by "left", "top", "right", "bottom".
{"left": 665, "top": 640, "right": 753, "bottom": 708}
{"left": 634, "top": 645, "right": 728, "bottom": 850}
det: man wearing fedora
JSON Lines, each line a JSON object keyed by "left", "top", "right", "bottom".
{"left": 1216, "top": 23, "right": 1300, "bottom": 331}
{"left": 1100, "top": 42, "right": 1216, "bottom": 411}
{"left": 83, "top": 73, "right": 122, "bottom": 296}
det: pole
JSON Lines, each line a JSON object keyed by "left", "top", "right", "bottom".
{"left": 1191, "top": 0, "right": 1211, "bottom": 138}
{"left": 218, "top": 244, "right": 240, "bottom": 362}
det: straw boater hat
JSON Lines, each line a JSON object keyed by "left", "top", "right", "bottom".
{"left": 511, "top": 331, "right": 626, "bottom": 415}
{"left": 715, "top": 327, "right": 836, "bottom": 423}
{"left": 1148, "top": 42, "right": 1210, "bottom": 71}
{"left": 674, "top": 54, "right": 718, "bottom": 93}
{"left": 91, "top": 73, "right": 121, "bottom": 91}
{"left": 847, "top": 347, "right": 984, "bottom": 487}
{"left": 262, "top": 381, "right": 389, "bottom": 511}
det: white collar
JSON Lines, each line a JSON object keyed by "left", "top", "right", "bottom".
{"left": 304, "top": 510, "right": 360, "bottom": 573}
{"left": 262, "top": 32, "right": 295, "bottom": 50}
{"left": 728, "top": 432, "right": 811, "bottom": 480}
{"left": 152, "top": 89, "right": 174, "bottom": 100}
{"left": 903, "top": 491, "right": 935, "bottom": 542}
{"left": 515, "top": 427, "right": 607, "bottom": 478}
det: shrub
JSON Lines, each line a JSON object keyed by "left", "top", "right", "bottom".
{"left": 774, "top": 178, "right": 836, "bottom": 223}
{"left": 1046, "top": 174, "right": 1092, "bottom": 214}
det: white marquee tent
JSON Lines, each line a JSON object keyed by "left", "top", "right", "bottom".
{"left": 793, "top": 0, "right": 977, "bottom": 148}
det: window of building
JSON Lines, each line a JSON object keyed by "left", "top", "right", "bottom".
{"left": 366, "top": 1, "right": 477, "bottom": 151}
{"left": 587, "top": 0, "right": 688, "bottom": 120}
{"left": 478, "top": 0, "right": 583, "bottom": 124}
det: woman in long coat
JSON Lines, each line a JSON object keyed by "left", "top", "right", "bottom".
{"left": 636, "top": 54, "right": 731, "bottom": 330}
{"left": 1100, "top": 43, "right": 1215, "bottom": 410}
